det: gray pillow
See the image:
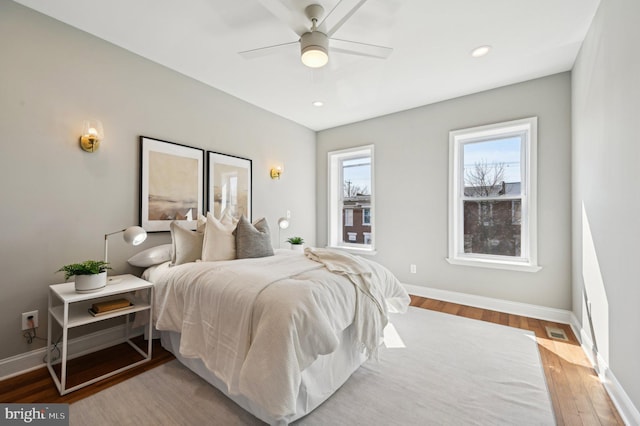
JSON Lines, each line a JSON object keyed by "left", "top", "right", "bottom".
{"left": 233, "top": 216, "right": 274, "bottom": 259}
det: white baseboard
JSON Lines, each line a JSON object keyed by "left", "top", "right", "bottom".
{"left": 403, "top": 283, "right": 640, "bottom": 425}
{"left": 0, "top": 325, "right": 141, "bottom": 381}
{"left": 403, "top": 283, "right": 574, "bottom": 324}
{"left": 571, "top": 315, "right": 640, "bottom": 426}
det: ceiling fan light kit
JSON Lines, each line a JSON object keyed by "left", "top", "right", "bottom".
{"left": 301, "top": 4, "right": 328, "bottom": 68}
{"left": 301, "top": 31, "right": 329, "bottom": 68}
{"left": 243, "top": 1, "right": 392, "bottom": 69}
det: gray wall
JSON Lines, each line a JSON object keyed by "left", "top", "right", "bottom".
{"left": 572, "top": 0, "right": 640, "bottom": 412}
{"left": 317, "top": 73, "right": 572, "bottom": 310}
{"left": 0, "top": 2, "right": 316, "bottom": 360}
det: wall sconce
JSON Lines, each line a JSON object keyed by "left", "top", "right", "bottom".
{"left": 80, "top": 119, "right": 104, "bottom": 152}
{"left": 270, "top": 165, "right": 283, "bottom": 180}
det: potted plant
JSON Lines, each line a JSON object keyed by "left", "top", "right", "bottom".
{"left": 286, "top": 237, "right": 305, "bottom": 252}
{"left": 57, "top": 260, "right": 111, "bottom": 293}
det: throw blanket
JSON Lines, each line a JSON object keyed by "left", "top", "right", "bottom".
{"left": 150, "top": 250, "right": 409, "bottom": 421}
{"left": 304, "top": 247, "right": 387, "bottom": 357}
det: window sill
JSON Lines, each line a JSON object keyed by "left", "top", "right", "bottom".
{"left": 328, "top": 245, "right": 378, "bottom": 256}
{"left": 446, "top": 257, "right": 542, "bottom": 273}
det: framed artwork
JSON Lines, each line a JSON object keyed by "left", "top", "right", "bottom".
{"left": 207, "top": 151, "right": 252, "bottom": 221}
{"left": 140, "top": 136, "right": 204, "bottom": 232}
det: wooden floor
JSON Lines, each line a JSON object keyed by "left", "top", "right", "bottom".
{"left": 0, "top": 298, "right": 624, "bottom": 425}
{"left": 0, "top": 336, "right": 174, "bottom": 404}
{"left": 410, "top": 296, "right": 624, "bottom": 426}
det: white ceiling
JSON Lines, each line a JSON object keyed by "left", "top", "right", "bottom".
{"left": 14, "top": 0, "right": 600, "bottom": 131}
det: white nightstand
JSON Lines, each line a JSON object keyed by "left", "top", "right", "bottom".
{"left": 46, "top": 274, "right": 153, "bottom": 395}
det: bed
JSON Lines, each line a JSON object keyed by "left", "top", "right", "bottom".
{"left": 141, "top": 247, "right": 409, "bottom": 425}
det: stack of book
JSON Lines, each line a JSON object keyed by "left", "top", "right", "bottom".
{"left": 88, "top": 298, "right": 133, "bottom": 316}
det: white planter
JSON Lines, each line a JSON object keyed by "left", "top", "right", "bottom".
{"left": 291, "top": 244, "right": 304, "bottom": 252}
{"left": 75, "top": 272, "right": 107, "bottom": 293}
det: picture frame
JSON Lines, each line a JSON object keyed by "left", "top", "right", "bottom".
{"left": 207, "top": 151, "right": 252, "bottom": 221}
{"left": 140, "top": 136, "right": 204, "bottom": 232}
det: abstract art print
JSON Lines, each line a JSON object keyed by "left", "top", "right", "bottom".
{"left": 140, "top": 136, "right": 204, "bottom": 232}
{"left": 207, "top": 152, "right": 251, "bottom": 221}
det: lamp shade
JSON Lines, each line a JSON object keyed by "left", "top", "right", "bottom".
{"left": 104, "top": 226, "right": 148, "bottom": 264}
{"left": 80, "top": 119, "right": 104, "bottom": 152}
{"left": 278, "top": 218, "right": 290, "bottom": 230}
{"left": 123, "top": 226, "right": 147, "bottom": 246}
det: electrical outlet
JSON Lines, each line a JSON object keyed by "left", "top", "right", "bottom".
{"left": 410, "top": 264, "right": 417, "bottom": 274}
{"left": 21, "top": 310, "right": 38, "bottom": 331}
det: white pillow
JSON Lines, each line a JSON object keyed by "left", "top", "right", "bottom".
{"left": 170, "top": 221, "right": 204, "bottom": 266}
{"left": 127, "top": 244, "right": 172, "bottom": 267}
{"left": 201, "top": 212, "right": 237, "bottom": 261}
{"left": 196, "top": 213, "right": 207, "bottom": 233}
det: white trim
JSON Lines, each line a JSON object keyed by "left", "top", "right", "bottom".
{"left": 602, "top": 359, "right": 640, "bottom": 426}
{"left": 445, "top": 256, "right": 542, "bottom": 272}
{"left": 448, "top": 117, "right": 539, "bottom": 271}
{"left": 0, "top": 324, "right": 140, "bottom": 381}
{"left": 403, "top": 283, "right": 573, "bottom": 324}
{"left": 404, "top": 283, "right": 640, "bottom": 425}
{"left": 570, "top": 314, "right": 640, "bottom": 426}
{"left": 327, "top": 245, "right": 378, "bottom": 257}
{"left": 327, "top": 145, "right": 375, "bottom": 252}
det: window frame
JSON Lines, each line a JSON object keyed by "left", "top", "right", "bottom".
{"left": 447, "top": 117, "right": 541, "bottom": 272}
{"left": 328, "top": 145, "right": 375, "bottom": 253}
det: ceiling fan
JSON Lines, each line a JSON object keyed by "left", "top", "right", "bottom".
{"left": 239, "top": 0, "right": 393, "bottom": 68}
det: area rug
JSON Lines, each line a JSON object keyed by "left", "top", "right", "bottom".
{"left": 70, "top": 307, "right": 555, "bottom": 425}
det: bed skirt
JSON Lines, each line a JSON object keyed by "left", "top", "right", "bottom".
{"left": 161, "top": 322, "right": 367, "bottom": 425}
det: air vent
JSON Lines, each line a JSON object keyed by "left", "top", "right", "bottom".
{"left": 545, "top": 326, "right": 569, "bottom": 341}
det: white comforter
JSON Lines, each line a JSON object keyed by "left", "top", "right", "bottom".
{"left": 147, "top": 249, "right": 409, "bottom": 421}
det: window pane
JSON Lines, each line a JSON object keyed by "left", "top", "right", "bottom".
{"left": 343, "top": 157, "right": 371, "bottom": 197}
{"left": 463, "top": 137, "right": 521, "bottom": 197}
{"left": 463, "top": 200, "right": 521, "bottom": 256}
{"left": 342, "top": 156, "right": 371, "bottom": 246}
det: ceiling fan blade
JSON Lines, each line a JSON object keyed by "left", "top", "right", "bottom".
{"left": 321, "top": 0, "right": 369, "bottom": 37}
{"left": 238, "top": 41, "right": 298, "bottom": 59}
{"left": 257, "top": 0, "right": 308, "bottom": 36}
{"left": 330, "top": 38, "right": 393, "bottom": 59}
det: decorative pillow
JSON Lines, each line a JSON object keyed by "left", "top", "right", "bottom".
{"left": 201, "top": 212, "right": 237, "bottom": 262}
{"left": 170, "top": 221, "right": 204, "bottom": 266}
{"left": 197, "top": 213, "right": 207, "bottom": 233}
{"left": 233, "top": 216, "right": 274, "bottom": 259}
{"left": 127, "top": 244, "right": 172, "bottom": 267}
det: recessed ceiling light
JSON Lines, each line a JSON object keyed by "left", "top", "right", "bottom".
{"left": 312, "top": 101, "right": 324, "bottom": 107}
{"left": 471, "top": 45, "right": 491, "bottom": 58}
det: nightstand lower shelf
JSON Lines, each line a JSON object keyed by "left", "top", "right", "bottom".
{"left": 47, "top": 338, "right": 151, "bottom": 394}
{"left": 47, "top": 274, "right": 154, "bottom": 395}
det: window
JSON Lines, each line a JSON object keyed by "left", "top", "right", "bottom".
{"left": 448, "top": 117, "right": 540, "bottom": 272}
{"left": 344, "top": 209, "right": 354, "bottom": 227}
{"left": 328, "top": 145, "right": 374, "bottom": 251}
{"left": 362, "top": 208, "right": 371, "bottom": 225}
